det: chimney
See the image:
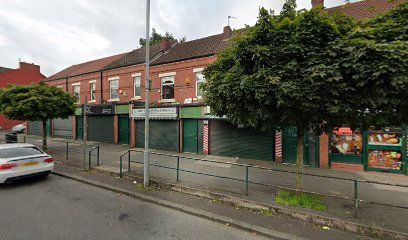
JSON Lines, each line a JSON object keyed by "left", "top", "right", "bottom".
{"left": 161, "top": 38, "right": 171, "bottom": 52}
{"left": 19, "top": 62, "right": 40, "bottom": 72}
{"left": 311, "top": 0, "right": 324, "bottom": 8}
{"left": 223, "top": 26, "right": 232, "bottom": 39}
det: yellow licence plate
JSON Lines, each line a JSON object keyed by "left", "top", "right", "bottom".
{"left": 22, "top": 162, "right": 39, "bottom": 167}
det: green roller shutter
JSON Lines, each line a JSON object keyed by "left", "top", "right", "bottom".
{"left": 135, "top": 120, "right": 179, "bottom": 152}
{"left": 28, "top": 121, "right": 42, "bottom": 136}
{"left": 88, "top": 116, "right": 114, "bottom": 143}
{"left": 210, "top": 120, "right": 274, "bottom": 161}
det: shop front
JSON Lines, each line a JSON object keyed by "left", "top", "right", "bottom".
{"left": 282, "top": 127, "right": 319, "bottom": 167}
{"left": 330, "top": 127, "right": 407, "bottom": 174}
{"left": 86, "top": 104, "right": 115, "bottom": 143}
{"left": 53, "top": 117, "right": 73, "bottom": 139}
{"left": 180, "top": 106, "right": 205, "bottom": 154}
{"left": 132, "top": 106, "right": 179, "bottom": 152}
{"left": 116, "top": 104, "right": 131, "bottom": 145}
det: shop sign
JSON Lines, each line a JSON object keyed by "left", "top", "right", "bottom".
{"left": 86, "top": 105, "right": 114, "bottom": 115}
{"left": 334, "top": 127, "right": 353, "bottom": 135}
{"left": 132, "top": 107, "right": 178, "bottom": 120}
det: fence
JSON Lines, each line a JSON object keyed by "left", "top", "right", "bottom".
{"left": 120, "top": 149, "right": 408, "bottom": 218}
{"left": 0, "top": 133, "right": 100, "bottom": 170}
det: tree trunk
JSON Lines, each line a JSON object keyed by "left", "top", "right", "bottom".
{"left": 295, "top": 129, "right": 304, "bottom": 191}
{"left": 42, "top": 120, "right": 47, "bottom": 150}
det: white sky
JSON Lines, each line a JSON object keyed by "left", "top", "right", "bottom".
{"left": 0, "top": 0, "right": 354, "bottom": 76}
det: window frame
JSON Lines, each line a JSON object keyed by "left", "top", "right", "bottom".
{"left": 72, "top": 83, "right": 80, "bottom": 103}
{"left": 89, "top": 80, "right": 96, "bottom": 102}
{"left": 161, "top": 75, "right": 175, "bottom": 100}
{"left": 133, "top": 73, "right": 142, "bottom": 99}
{"left": 195, "top": 71, "right": 205, "bottom": 99}
{"left": 108, "top": 77, "right": 119, "bottom": 101}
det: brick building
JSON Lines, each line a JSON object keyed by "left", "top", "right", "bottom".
{"left": 43, "top": 0, "right": 406, "bottom": 173}
{"left": 0, "top": 62, "right": 45, "bottom": 130}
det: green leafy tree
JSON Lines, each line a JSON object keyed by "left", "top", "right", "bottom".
{"left": 203, "top": 7, "right": 355, "bottom": 190}
{"left": 0, "top": 82, "right": 77, "bottom": 149}
{"left": 139, "top": 28, "right": 177, "bottom": 46}
{"left": 323, "top": 2, "right": 408, "bottom": 129}
{"left": 279, "top": 0, "right": 297, "bottom": 20}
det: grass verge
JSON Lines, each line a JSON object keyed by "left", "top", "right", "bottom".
{"left": 275, "top": 189, "right": 327, "bottom": 212}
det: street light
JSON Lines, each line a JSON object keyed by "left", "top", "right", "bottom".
{"left": 144, "top": 0, "right": 151, "bottom": 187}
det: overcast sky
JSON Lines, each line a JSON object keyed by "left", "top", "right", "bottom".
{"left": 0, "top": 0, "right": 352, "bottom": 76}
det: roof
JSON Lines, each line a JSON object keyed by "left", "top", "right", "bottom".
{"left": 327, "top": 0, "right": 406, "bottom": 20}
{"left": 0, "top": 143, "right": 35, "bottom": 149}
{"left": 103, "top": 44, "right": 163, "bottom": 70}
{"left": 46, "top": 52, "right": 129, "bottom": 81}
{"left": 151, "top": 33, "right": 232, "bottom": 66}
{"left": 0, "top": 66, "right": 13, "bottom": 74}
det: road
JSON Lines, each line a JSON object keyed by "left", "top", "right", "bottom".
{"left": 0, "top": 175, "right": 267, "bottom": 240}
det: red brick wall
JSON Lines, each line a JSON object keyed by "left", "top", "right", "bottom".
{"left": 331, "top": 162, "right": 364, "bottom": 172}
{"left": 0, "top": 62, "right": 45, "bottom": 130}
{"left": 319, "top": 134, "right": 329, "bottom": 168}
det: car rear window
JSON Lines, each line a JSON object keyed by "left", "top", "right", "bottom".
{"left": 0, "top": 147, "right": 44, "bottom": 158}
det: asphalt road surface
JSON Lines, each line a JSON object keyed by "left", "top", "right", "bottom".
{"left": 0, "top": 175, "right": 268, "bottom": 240}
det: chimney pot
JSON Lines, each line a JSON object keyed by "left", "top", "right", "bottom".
{"left": 223, "top": 26, "right": 232, "bottom": 39}
{"left": 311, "top": 0, "right": 324, "bottom": 8}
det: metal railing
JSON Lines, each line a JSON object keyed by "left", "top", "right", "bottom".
{"left": 0, "top": 133, "right": 100, "bottom": 170}
{"left": 120, "top": 149, "right": 408, "bottom": 218}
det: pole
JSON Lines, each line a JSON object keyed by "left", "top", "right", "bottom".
{"left": 83, "top": 95, "right": 88, "bottom": 170}
{"left": 144, "top": 0, "right": 151, "bottom": 188}
{"left": 354, "top": 180, "right": 359, "bottom": 218}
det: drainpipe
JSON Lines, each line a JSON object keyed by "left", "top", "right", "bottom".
{"left": 65, "top": 77, "right": 68, "bottom": 92}
{"left": 100, "top": 71, "right": 104, "bottom": 104}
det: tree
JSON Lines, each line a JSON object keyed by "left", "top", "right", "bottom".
{"left": 139, "top": 28, "right": 177, "bottom": 47}
{"left": 323, "top": 2, "right": 408, "bottom": 129}
{"left": 279, "top": 0, "right": 297, "bottom": 20}
{"left": 203, "top": 7, "right": 355, "bottom": 190}
{"left": 0, "top": 82, "right": 77, "bottom": 149}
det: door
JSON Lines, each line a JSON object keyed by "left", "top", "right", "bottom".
{"left": 88, "top": 116, "right": 114, "bottom": 143}
{"left": 210, "top": 120, "right": 274, "bottom": 160}
{"left": 46, "top": 120, "right": 52, "bottom": 137}
{"left": 76, "top": 116, "right": 83, "bottom": 140}
{"left": 283, "top": 127, "right": 298, "bottom": 164}
{"left": 118, "top": 115, "right": 130, "bottom": 145}
{"left": 135, "top": 120, "right": 179, "bottom": 152}
{"left": 183, "top": 119, "right": 199, "bottom": 153}
{"left": 305, "top": 132, "right": 319, "bottom": 167}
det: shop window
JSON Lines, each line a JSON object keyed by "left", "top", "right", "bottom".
{"left": 331, "top": 128, "right": 363, "bottom": 155}
{"left": 134, "top": 75, "right": 141, "bottom": 98}
{"left": 90, "top": 82, "right": 96, "bottom": 101}
{"left": 73, "top": 85, "right": 80, "bottom": 103}
{"left": 368, "top": 150, "right": 402, "bottom": 170}
{"left": 161, "top": 76, "right": 174, "bottom": 100}
{"left": 368, "top": 130, "right": 401, "bottom": 146}
{"left": 368, "top": 128, "right": 403, "bottom": 170}
{"left": 196, "top": 72, "right": 206, "bottom": 98}
{"left": 109, "top": 79, "right": 119, "bottom": 100}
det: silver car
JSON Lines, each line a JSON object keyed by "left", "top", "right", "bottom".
{"left": 0, "top": 143, "right": 54, "bottom": 184}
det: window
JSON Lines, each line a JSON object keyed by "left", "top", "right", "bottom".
{"left": 90, "top": 82, "right": 96, "bottom": 101}
{"left": 0, "top": 147, "right": 44, "bottom": 158}
{"left": 195, "top": 71, "right": 206, "bottom": 98}
{"left": 161, "top": 76, "right": 174, "bottom": 100}
{"left": 134, "top": 76, "right": 141, "bottom": 98}
{"left": 109, "top": 79, "right": 119, "bottom": 100}
{"left": 56, "top": 85, "right": 64, "bottom": 90}
{"left": 73, "top": 85, "right": 80, "bottom": 102}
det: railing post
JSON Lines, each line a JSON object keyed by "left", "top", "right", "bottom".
{"left": 88, "top": 148, "right": 92, "bottom": 170}
{"left": 128, "top": 150, "right": 131, "bottom": 172}
{"left": 97, "top": 145, "right": 100, "bottom": 166}
{"left": 354, "top": 180, "right": 359, "bottom": 218}
{"left": 23, "top": 136, "right": 26, "bottom": 143}
{"left": 176, "top": 156, "right": 180, "bottom": 182}
{"left": 120, "top": 155, "right": 123, "bottom": 178}
{"left": 66, "top": 142, "right": 69, "bottom": 160}
{"left": 245, "top": 166, "right": 249, "bottom": 196}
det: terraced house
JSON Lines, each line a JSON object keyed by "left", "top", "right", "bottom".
{"left": 40, "top": 0, "right": 406, "bottom": 174}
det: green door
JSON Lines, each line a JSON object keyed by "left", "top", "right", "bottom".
{"left": 76, "top": 117, "right": 83, "bottom": 140}
{"left": 210, "top": 120, "right": 274, "bottom": 160}
{"left": 283, "top": 127, "right": 298, "bottom": 164}
{"left": 118, "top": 115, "right": 130, "bottom": 145}
{"left": 135, "top": 120, "right": 179, "bottom": 152}
{"left": 183, "top": 119, "right": 199, "bottom": 153}
{"left": 88, "top": 116, "right": 114, "bottom": 143}
{"left": 305, "top": 132, "right": 319, "bottom": 167}
{"left": 46, "top": 120, "right": 52, "bottom": 137}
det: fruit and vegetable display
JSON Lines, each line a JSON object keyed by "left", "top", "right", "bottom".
{"left": 331, "top": 131, "right": 363, "bottom": 155}
{"left": 368, "top": 150, "right": 402, "bottom": 170}
{"left": 368, "top": 132, "right": 401, "bottom": 146}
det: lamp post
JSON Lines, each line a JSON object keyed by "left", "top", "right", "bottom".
{"left": 144, "top": 0, "right": 151, "bottom": 187}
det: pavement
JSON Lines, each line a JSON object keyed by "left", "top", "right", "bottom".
{"left": 1, "top": 134, "right": 407, "bottom": 237}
